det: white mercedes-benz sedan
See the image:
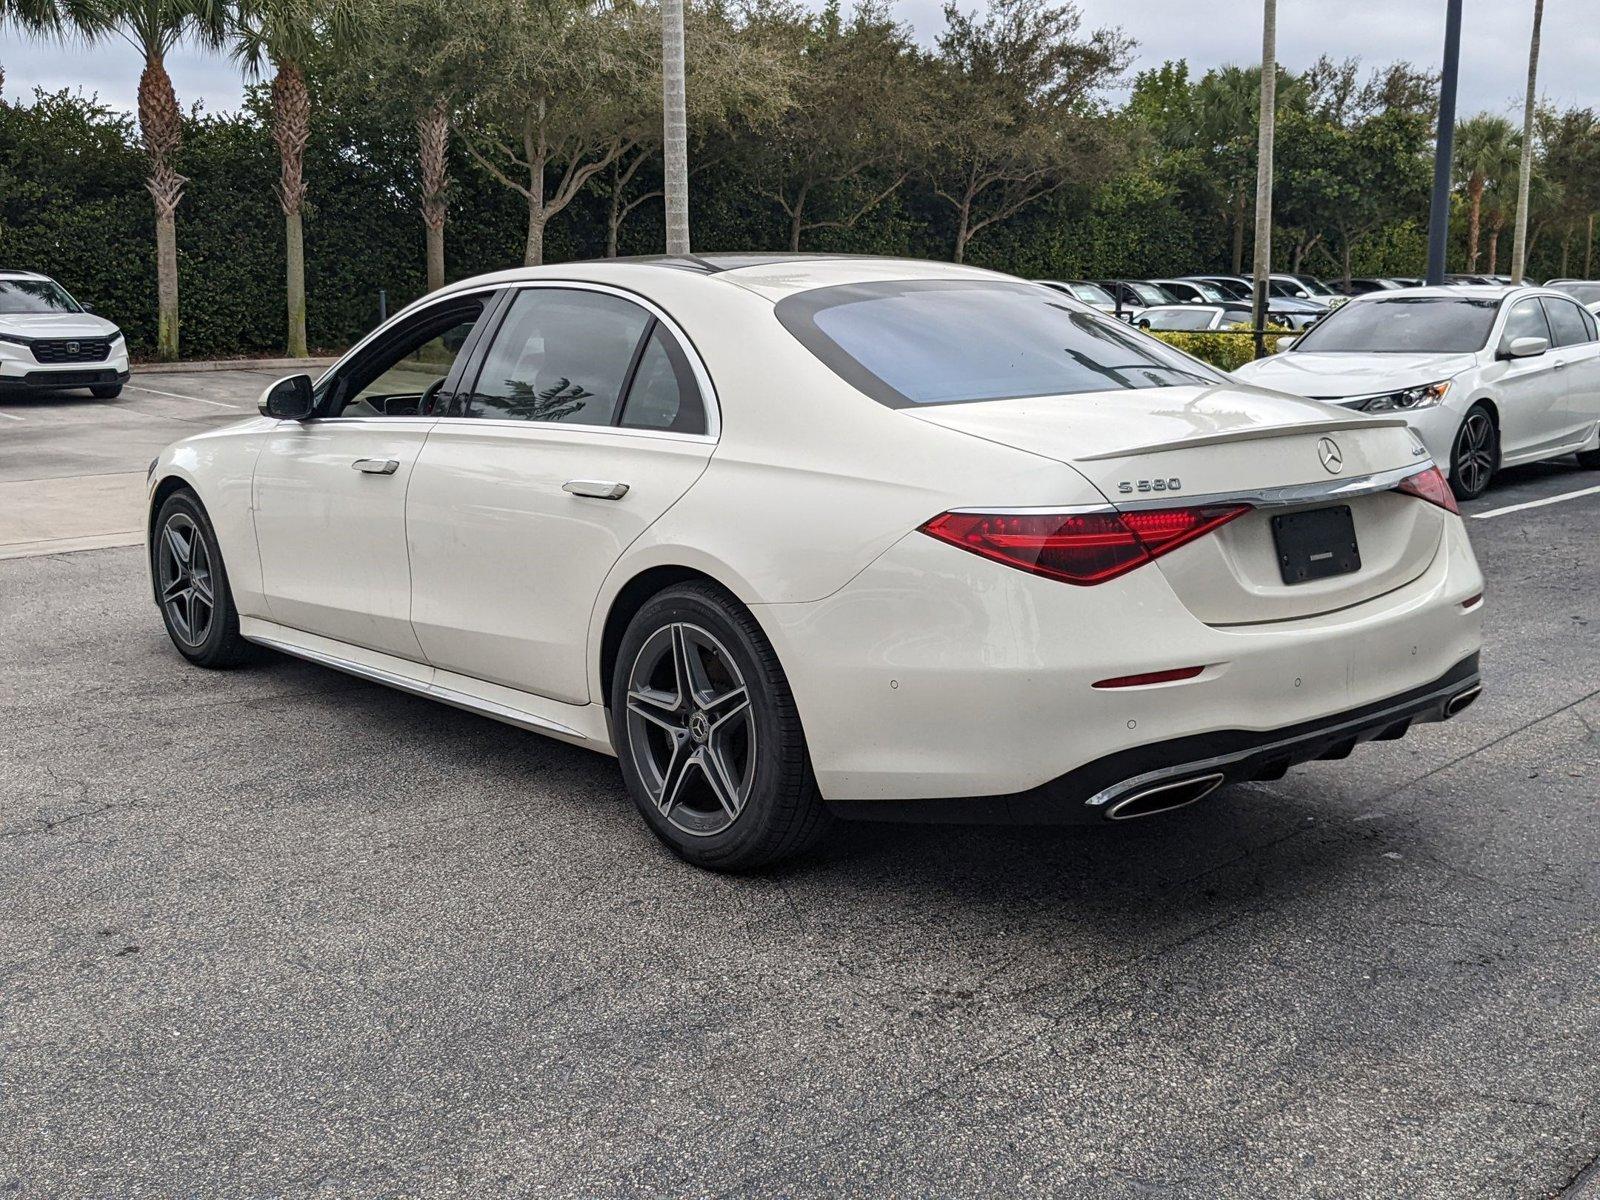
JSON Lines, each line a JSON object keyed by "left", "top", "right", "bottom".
{"left": 147, "top": 256, "right": 1485, "bottom": 870}
{"left": 1235, "top": 285, "right": 1600, "bottom": 500}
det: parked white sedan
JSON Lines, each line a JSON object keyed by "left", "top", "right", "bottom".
{"left": 1236, "top": 285, "right": 1600, "bottom": 499}
{"left": 147, "top": 257, "right": 1484, "bottom": 869}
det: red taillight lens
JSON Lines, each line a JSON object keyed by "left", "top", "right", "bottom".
{"left": 919, "top": 504, "right": 1250, "bottom": 586}
{"left": 1395, "top": 465, "right": 1459, "bottom": 515}
{"left": 1093, "top": 665, "right": 1205, "bottom": 689}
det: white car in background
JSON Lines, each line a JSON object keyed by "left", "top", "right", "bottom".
{"left": 146, "top": 257, "right": 1484, "bottom": 870}
{"left": 0, "top": 270, "right": 129, "bottom": 398}
{"left": 1236, "top": 285, "right": 1600, "bottom": 500}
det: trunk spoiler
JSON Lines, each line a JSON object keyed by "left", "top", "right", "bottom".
{"left": 1074, "top": 415, "right": 1409, "bottom": 462}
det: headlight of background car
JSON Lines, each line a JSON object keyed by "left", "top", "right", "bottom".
{"left": 1360, "top": 380, "right": 1451, "bottom": 412}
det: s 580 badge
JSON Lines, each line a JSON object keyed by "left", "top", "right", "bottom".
{"left": 1118, "top": 477, "right": 1182, "bottom": 495}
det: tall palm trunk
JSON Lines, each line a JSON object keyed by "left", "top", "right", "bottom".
{"left": 139, "top": 50, "right": 187, "bottom": 362}
{"left": 1465, "top": 174, "right": 1484, "bottom": 271}
{"left": 661, "top": 0, "right": 690, "bottom": 254}
{"left": 1510, "top": 0, "right": 1543, "bottom": 283}
{"left": 417, "top": 98, "right": 450, "bottom": 292}
{"left": 271, "top": 57, "right": 310, "bottom": 357}
{"left": 1250, "top": 0, "right": 1277, "bottom": 355}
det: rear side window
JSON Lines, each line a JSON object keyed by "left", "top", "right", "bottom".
{"left": 1541, "top": 296, "right": 1594, "bottom": 346}
{"left": 775, "top": 280, "right": 1221, "bottom": 408}
{"left": 460, "top": 289, "right": 650, "bottom": 425}
{"left": 618, "top": 325, "right": 706, "bottom": 434}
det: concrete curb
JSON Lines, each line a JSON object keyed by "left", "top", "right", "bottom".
{"left": 133, "top": 356, "right": 341, "bottom": 375}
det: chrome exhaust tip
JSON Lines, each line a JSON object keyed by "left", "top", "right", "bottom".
{"left": 1444, "top": 685, "right": 1482, "bottom": 718}
{"left": 1105, "top": 772, "right": 1226, "bottom": 821}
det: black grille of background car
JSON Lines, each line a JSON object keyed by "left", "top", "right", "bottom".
{"left": 31, "top": 338, "right": 111, "bottom": 364}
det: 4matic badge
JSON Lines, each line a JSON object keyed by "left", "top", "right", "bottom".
{"left": 1117, "top": 477, "right": 1182, "bottom": 495}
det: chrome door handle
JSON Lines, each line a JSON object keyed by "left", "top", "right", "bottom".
{"left": 1553, "top": 359, "right": 1567, "bottom": 370}
{"left": 353, "top": 458, "right": 399, "bottom": 475}
{"left": 563, "top": 479, "right": 629, "bottom": 500}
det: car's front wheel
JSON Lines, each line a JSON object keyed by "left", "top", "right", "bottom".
{"left": 91, "top": 384, "right": 122, "bottom": 399}
{"left": 1449, "top": 404, "right": 1498, "bottom": 501}
{"left": 152, "top": 489, "right": 254, "bottom": 668}
{"left": 610, "top": 583, "right": 830, "bottom": 871}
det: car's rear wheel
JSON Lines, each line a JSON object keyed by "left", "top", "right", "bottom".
{"left": 1577, "top": 448, "right": 1600, "bottom": 469}
{"left": 1449, "top": 404, "right": 1497, "bottom": 501}
{"left": 610, "top": 583, "right": 830, "bottom": 871}
{"left": 152, "top": 489, "right": 254, "bottom": 668}
{"left": 91, "top": 384, "right": 122, "bottom": 399}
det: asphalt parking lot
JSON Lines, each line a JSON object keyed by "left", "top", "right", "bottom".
{"left": 3, "top": 370, "right": 1599, "bottom": 1198}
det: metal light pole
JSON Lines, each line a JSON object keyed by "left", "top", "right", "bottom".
{"left": 1426, "top": 0, "right": 1463, "bottom": 285}
{"left": 662, "top": 0, "right": 691, "bottom": 256}
{"left": 1510, "top": 0, "right": 1544, "bottom": 284}
{"left": 1250, "top": 0, "right": 1276, "bottom": 358}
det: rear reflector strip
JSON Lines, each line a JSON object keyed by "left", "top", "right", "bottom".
{"left": 1461, "top": 592, "right": 1483, "bottom": 609}
{"left": 1092, "top": 665, "right": 1205, "bottom": 689}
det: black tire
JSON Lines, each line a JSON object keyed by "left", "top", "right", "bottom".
{"left": 609, "top": 582, "right": 830, "bottom": 871}
{"left": 90, "top": 384, "right": 123, "bottom": 399}
{"left": 1448, "top": 404, "right": 1498, "bottom": 501}
{"left": 1577, "top": 448, "right": 1600, "bottom": 469}
{"left": 151, "top": 489, "right": 255, "bottom": 668}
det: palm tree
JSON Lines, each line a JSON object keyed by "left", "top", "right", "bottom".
{"left": 661, "top": 0, "right": 689, "bottom": 254}
{"left": 1510, "top": 0, "right": 1544, "bottom": 283}
{"left": 4, "top": 0, "right": 229, "bottom": 361}
{"left": 1453, "top": 114, "right": 1518, "bottom": 272}
{"left": 233, "top": 0, "right": 357, "bottom": 357}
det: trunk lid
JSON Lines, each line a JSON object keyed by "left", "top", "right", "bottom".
{"left": 909, "top": 383, "right": 1445, "bottom": 623}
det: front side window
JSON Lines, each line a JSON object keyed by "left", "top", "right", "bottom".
{"left": 1290, "top": 296, "right": 1500, "bottom": 353}
{"left": 0, "top": 278, "right": 80, "bottom": 314}
{"left": 776, "top": 280, "right": 1222, "bottom": 408}
{"left": 1541, "top": 296, "right": 1593, "bottom": 347}
{"left": 1500, "top": 296, "right": 1553, "bottom": 350}
{"left": 328, "top": 296, "right": 485, "bottom": 417}
{"left": 458, "top": 289, "right": 651, "bottom": 425}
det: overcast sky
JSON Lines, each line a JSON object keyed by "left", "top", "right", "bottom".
{"left": 2, "top": 0, "right": 1596, "bottom": 120}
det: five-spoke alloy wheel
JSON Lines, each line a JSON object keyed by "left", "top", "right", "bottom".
{"left": 611, "top": 583, "right": 829, "bottom": 870}
{"left": 152, "top": 489, "right": 253, "bottom": 668}
{"left": 1450, "top": 405, "right": 1497, "bottom": 501}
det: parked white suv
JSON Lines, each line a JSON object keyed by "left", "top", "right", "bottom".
{"left": 0, "top": 270, "right": 129, "bottom": 399}
{"left": 1235, "top": 285, "right": 1600, "bottom": 499}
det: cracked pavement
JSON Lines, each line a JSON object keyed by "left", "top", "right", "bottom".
{"left": 2, "top": 452, "right": 1598, "bottom": 1198}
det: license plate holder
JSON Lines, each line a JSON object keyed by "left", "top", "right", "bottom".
{"left": 1272, "top": 505, "right": 1361, "bottom": 585}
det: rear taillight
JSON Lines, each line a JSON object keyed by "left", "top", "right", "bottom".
{"left": 1395, "top": 466, "right": 1459, "bottom": 515}
{"left": 919, "top": 504, "right": 1250, "bottom": 586}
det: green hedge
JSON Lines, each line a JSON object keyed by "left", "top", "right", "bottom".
{"left": 1148, "top": 329, "right": 1277, "bottom": 372}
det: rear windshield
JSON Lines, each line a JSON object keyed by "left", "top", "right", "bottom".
{"left": 775, "top": 280, "right": 1224, "bottom": 407}
{"left": 1290, "top": 295, "right": 1499, "bottom": 353}
{"left": 1549, "top": 281, "right": 1600, "bottom": 306}
{"left": 0, "top": 279, "right": 80, "bottom": 314}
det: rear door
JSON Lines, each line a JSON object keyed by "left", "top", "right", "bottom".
{"left": 406, "top": 284, "right": 715, "bottom": 705}
{"left": 1540, "top": 295, "right": 1600, "bottom": 446}
{"left": 1488, "top": 294, "right": 1565, "bottom": 460}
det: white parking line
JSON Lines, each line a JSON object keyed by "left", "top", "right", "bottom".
{"left": 0, "top": 410, "right": 23, "bottom": 421}
{"left": 1470, "top": 483, "right": 1600, "bottom": 519}
{"left": 125, "top": 383, "right": 242, "bottom": 408}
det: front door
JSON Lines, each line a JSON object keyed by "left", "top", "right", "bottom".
{"left": 252, "top": 293, "right": 489, "bottom": 658}
{"left": 406, "top": 285, "right": 716, "bottom": 705}
{"left": 1488, "top": 294, "right": 1566, "bottom": 461}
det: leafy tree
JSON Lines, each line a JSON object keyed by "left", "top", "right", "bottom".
{"left": 3, "top": 0, "right": 229, "bottom": 359}
{"left": 928, "top": 0, "right": 1128, "bottom": 263}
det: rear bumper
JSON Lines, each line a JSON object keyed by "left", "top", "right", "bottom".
{"left": 826, "top": 654, "right": 1481, "bottom": 825}
{"left": 0, "top": 367, "right": 128, "bottom": 391}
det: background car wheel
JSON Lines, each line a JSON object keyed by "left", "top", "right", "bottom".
{"left": 610, "top": 582, "right": 830, "bottom": 871}
{"left": 90, "top": 384, "right": 122, "bottom": 399}
{"left": 1449, "top": 404, "right": 1498, "bottom": 501}
{"left": 152, "top": 489, "right": 254, "bottom": 668}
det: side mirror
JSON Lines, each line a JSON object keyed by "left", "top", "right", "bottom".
{"left": 1503, "top": 335, "right": 1549, "bottom": 359}
{"left": 80, "top": 302, "right": 95, "bottom": 313}
{"left": 1275, "top": 335, "right": 1298, "bottom": 353}
{"left": 259, "top": 373, "right": 315, "bottom": 420}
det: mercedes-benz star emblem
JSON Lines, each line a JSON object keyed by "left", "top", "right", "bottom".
{"left": 1317, "top": 436, "right": 1344, "bottom": 474}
